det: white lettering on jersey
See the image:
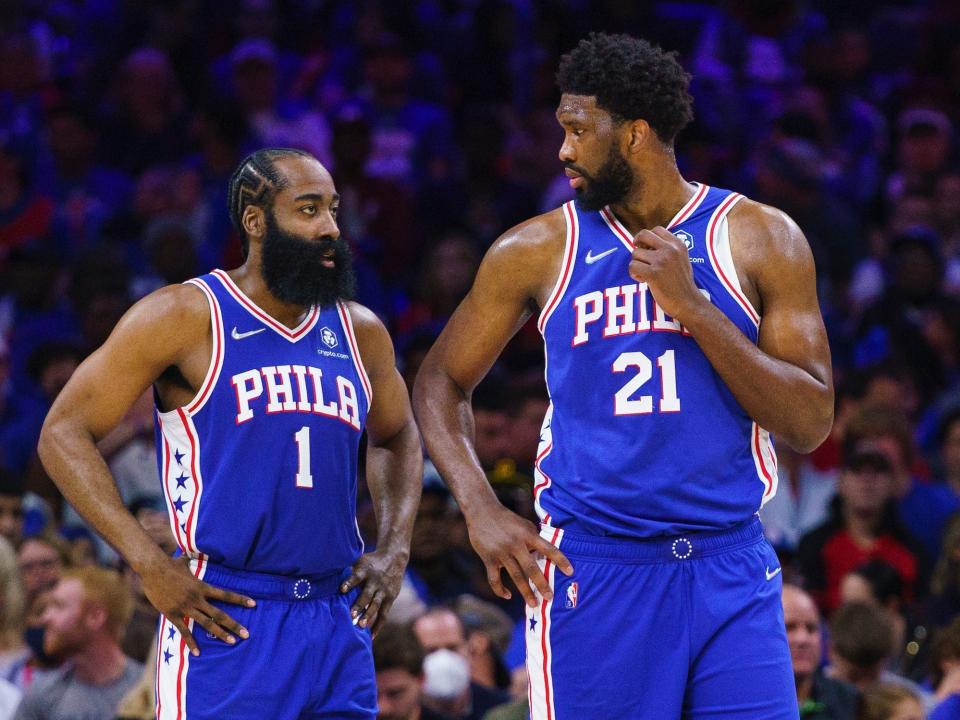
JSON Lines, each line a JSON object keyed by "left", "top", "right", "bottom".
{"left": 231, "top": 365, "right": 361, "bottom": 427}
{"left": 262, "top": 365, "right": 297, "bottom": 413}
{"left": 232, "top": 370, "right": 264, "bottom": 424}
{"left": 573, "top": 291, "right": 604, "bottom": 346}
{"left": 571, "top": 284, "right": 711, "bottom": 344}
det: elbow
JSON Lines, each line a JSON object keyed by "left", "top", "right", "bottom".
{"left": 36, "top": 416, "right": 60, "bottom": 471}
{"left": 784, "top": 400, "right": 834, "bottom": 454}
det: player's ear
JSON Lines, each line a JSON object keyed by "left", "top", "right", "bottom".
{"left": 625, "top": 118, "right": 651, "bottom": 154}
{"left": 242, "top": 204, "right": 265, "bottom": 240}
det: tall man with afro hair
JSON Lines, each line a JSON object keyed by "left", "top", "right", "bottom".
{"left": 415, "top": 33, "right": 832, "bottom": 718}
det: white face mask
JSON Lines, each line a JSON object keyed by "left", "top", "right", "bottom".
{"left": 422, "top": 648, "right": 471, "bottom": 700}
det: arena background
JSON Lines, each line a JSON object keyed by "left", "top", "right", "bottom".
{"left": 1, "top": 1, "right": 959, "bottom": 719}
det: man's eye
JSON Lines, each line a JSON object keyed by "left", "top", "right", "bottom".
{"left": 331, "top": 206, "right": 339, "bottom": 216}
{"left": 301, "top": 206, "right": 316, "bottom": 215}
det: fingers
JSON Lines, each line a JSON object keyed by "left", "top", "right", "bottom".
{"left": 349, "top": 574, "right": 376, "bottom": 622}
{"left": 191, "top": 608, "right": 240, "bottom": 645}
{"left": 355, "top": 589, "right": 384, "bottom": 630}
{"left": 503, "top": 556, "right": 539, "bottom": 609}
{"left": 370, "top": 596, "right": 395, "bottom": 638}
{"left": 169, "top": 616, "right": 200, "bottom": 657}
{"left": 485, "top": 563, "right": 511, "bottom": 600}
{"left": 517, "top": 550, "right": 554, "bottom": 602}
{"left": 204, "top": 583, "right": 256, "bottom": 608}
{"left": 199, "top": 601, "right": 249, "bottom": 642}
{"left": 535, "top": 538, "right": 574, "bottom": 577}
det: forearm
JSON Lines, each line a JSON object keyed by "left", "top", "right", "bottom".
{"left": 38, "top": 419, "right": 168, "bottom": 572}
{"left": 681, "top": 300, "right": 833, "bottom": 452}
{"left": 412, "top": 366, "right": 501, "bottom": 519}
{"left": 365, "top": 421, "right": 423, "bottom": 555}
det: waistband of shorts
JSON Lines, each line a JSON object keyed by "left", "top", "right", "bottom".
{"left": 542, "top": 516, "right": 764, "bottom": 563}
{"left": 198, "top": 562, "right": 349, "bottom": 601}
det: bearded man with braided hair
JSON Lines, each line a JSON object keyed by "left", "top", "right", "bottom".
{"left": 39, "top": 148, "right": 423, "bottom": 719}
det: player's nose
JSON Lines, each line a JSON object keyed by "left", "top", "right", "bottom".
{"left": 558, "top": 135, "right": 576, "bottom": 164}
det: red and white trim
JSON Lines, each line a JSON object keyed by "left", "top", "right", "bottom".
{"left": 532, "top": 403, "right": 555, "bottom": 525}
{"left": 210, "top": 268, "right": 320, "bottom": 342}
{"left": 527, "top": 526, "right": 564, "bottom": 720}
{"left": 600, "top": 182, "right": 709, "bottom": 251}
{"left": 752, "top": 422, "right": 779, "bottom": 505}
{"left": 336, "top": 301, "right": 372, "bottom": 408}
{"left": 155, "top": 409, "right": 207, "bottom": 556}
{"left": 705, "top": 193, "right": 760, "bottom": 328}
{"left": 182, "top": 279, "right": 225, "bottom": 415}
{"left": 157, "top": 554, "right": 208, "bottom": 720}
{"left": 538, "top": 201, "right": 579, "bottom": 335}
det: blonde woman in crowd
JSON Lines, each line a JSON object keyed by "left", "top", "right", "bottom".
{"left": 0, "top": 537, "right": 27, "bottom": 677}
{"left": 0, "top": 538, "right": 24, "bottom": 717}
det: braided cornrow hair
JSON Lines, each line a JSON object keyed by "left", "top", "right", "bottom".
{"left": 227, "top": 147, "right": 312, "bottom": 259}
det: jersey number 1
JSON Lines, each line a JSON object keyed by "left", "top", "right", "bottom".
{"left": 294, "top": 426, "right": 313, "bottom": 488}
{"left": 613, "top": 350, "right": 680, "bottom": 415}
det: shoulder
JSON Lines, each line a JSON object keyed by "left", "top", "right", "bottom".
{"left": 487, "top": 206, "right": 567, "bottom": 262}
{"left": 119, "top": 282, "right": 210, "bottom": 334}
{"left": 342, "top": 302, "right": 395, "bottom": 369}
{"left": 475, "top": 207, "right": 568, "bottom": 300}
{"left": 726, "top": 197, "right": 812, "bottom": 266}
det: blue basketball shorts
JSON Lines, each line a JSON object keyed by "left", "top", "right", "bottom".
{"left": 525, "top": 516, "right": 798, "bottom": 720}
{"left": 155, "top": 558, "right": 376, "bottom": 719}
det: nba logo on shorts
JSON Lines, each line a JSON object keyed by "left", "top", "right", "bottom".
{"left": 320, "top": 327, "right": 338, "bottom": 349}
{"left": 674, "top": 229, "right": 694, "bottom": 252}
{"left": 565, "top": 582, "right": 579, "bottom": 609}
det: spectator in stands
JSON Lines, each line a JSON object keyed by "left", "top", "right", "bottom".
{"left": 929, "top": 514, "right": 960, "bottom": 630}
{"left": 373, "top": 622, "right": 452, "bottom": 720}
{"left": 0, "top": 537, "right": 27, "bottom": 679}
{"left": 12, "top": 567, "right": 141, "bottom": 720}
{"left": 0, "top": 472, "right": 23, "bottom": 547}
{"left": 827, "top": 602, "right": 932, "bottom": 710}
{"left": 799, "top": 448, "right": 924, "bottom": 614}
{"left": 412, "top": 607, "right": 509, "bottom": 720}
{"left": 929, "top": 617, "right": 960, "bottom": 720}
{"left": 845, "top": 406, "right": 959, "bottom": 563}
{"left": 840, "top": 560, "right": 925, "bottom": 677}
{"left": 782, "top": 584, "right": 858, "bottom": 719}
{"left": 857, "top": 684, "right": 925, "bottom": 720}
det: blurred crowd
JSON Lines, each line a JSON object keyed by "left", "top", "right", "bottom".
{"left": 1, "top": 0, "right": 960, "bottom": 718}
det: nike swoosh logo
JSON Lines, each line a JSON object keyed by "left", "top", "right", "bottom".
{"left": 585, "top": 247, "right": 619, "bottom": 264}
{"left": 231, "top": 327, "right": 266, "bottom": 340}
{"left": 765, "top": 566, "right": 782, "bottom": 581}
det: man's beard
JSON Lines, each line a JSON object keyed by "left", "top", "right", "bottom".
{"left": 260, "top": 211, "right": 356, "bottom": 308}
{"left": 568, "top": 145, "right": 636, "bottom": 211}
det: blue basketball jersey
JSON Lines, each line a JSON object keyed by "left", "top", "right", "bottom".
{"left": 153, "top": 269, "right": 369, "bottom": 575}
{"left": 535, "top": 185, "right": 778, "bottom": 538}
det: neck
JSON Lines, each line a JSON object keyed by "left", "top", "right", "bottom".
{"left": 842, "top": 505, "right": 881, "bottom": 541}
{"left": 72, "top": 636, "right": 126, "bottom": 685}
{"left": 607, "top": 157, "right": 692, "bottom": 234}
{"left": 229, "top": 263, "right": 312, "bottom": 329}
{"left": 795, "top": 673, "right": 814, "bottom": 703}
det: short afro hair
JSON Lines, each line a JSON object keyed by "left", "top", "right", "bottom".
{"left": 556, "top": 33, "right": 694, "bottom": 144}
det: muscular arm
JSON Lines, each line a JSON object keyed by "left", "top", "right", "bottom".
{"left": 413, "top": 212, "right": 573, "bottom": 606}
{"left": 340, "top": 303, "right": 422, "bottom": 632}
{"left": 631, "top": 200, "right": 833, "bottom": 452}
{"left": 38, "top": 285, "right": 207, "bottom": 572}
{"left": 37, "top": 284, "right": 254, "bottom": 652}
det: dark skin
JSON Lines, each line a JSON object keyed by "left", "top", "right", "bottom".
{"left": 413, "top": 94, "right": 833, "bottom": 607}
{"left": 39, "top": 156, "right": 422, "bottom": 652}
